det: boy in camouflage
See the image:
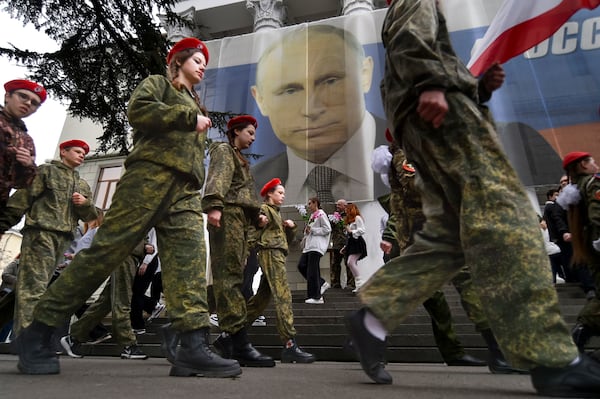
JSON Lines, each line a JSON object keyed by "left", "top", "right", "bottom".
{"left": 246, "top": 178, "right": 315, "bottom": 363}
{"left": 0, "top": 139, "right": 97, "bottom": 338}
{"left": 0, "top": 79, "right": 46, "bottom": 208}
{"left": 560, "top": 152, "right": 600, "bottom": 356}
{"left": 346, "top": 0, "right": 600, "bottom": 396}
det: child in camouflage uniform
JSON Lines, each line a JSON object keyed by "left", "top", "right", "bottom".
{"left": 0, "top": 139, "right": 97, "bottom": 338}
{"left": 246, "top": 178, "right": 315, "bottom": 363}
{"left": 346, "top": 0, "right": 600, "bottom": 396}
{"left": 0, "top": 79, "right": 45, "bottom": 208}
{"left": 13, "top": 37, "right": 241, "bottom": 378}
{"left": 560, "top": 152, "right": 600, "bottom": 356}
{"left": 203, "top": 114, "right": 274, "bottom": 367}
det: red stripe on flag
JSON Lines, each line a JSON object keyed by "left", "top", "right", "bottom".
{"left": 469, "top": 0, "right": 600, "bottom": 76}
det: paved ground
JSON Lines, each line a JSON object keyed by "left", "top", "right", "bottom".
{"left": 0, "top": 354, "right": 552, "bottom": 399}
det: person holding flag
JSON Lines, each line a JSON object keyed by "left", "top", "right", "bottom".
{"left": 345, "top": 0, "right": 600, "bottom": 397}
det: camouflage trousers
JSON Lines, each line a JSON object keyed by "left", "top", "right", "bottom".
{"left": 14, "top": 228, "right": 72, "bottom": 336}
{"left": 70, "top": 256, "right": 137, "bottom": 345}
{"left": 33, "top": 161, "right": 209, "bottom": 332}
{"left": 330, "top": 248, "right": 355, "bottom": 288}
{"left": 576, "top": 255, "right": 600, "bottom": 330}
{"left": 360, "top": 92, "right": 578, "bottom": 369}
{"left": 208, "top": 205, "right": 250, "bottom": 334}
{"left": 422, "top": 290, "right": 465, "bottom": 361}
{"left": 246, "top": 248, "right": 297, "bottom": 342}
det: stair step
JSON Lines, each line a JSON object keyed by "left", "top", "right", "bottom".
{"left": 1, "top": 283, "right": 596, "bottom": 362}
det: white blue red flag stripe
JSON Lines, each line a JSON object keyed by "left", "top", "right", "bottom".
{"left": 467, "top": 0, "right": 600, "bottom": 76}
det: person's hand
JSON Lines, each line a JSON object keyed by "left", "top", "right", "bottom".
{"left": 283, "top": 219, "right": 295, "bottom": 228}
{"left": 72, "top": 192, "right": 87, "bottom": 205}
{"left": 340, "top": 246, "right": 346, "bottom": 255}
{"left": 196, "top": 115, "right": 212, "bottom": 132}
{"left": 14, "top": 147, "right": 34, "bottom": 167}
{"left": 481, "top": 62, "right": 505, "bottom": 93}
{"left": 563, "top": 232, "right": 572, "bottom": 242}
{"left": 138, "top": 263, "right": 148, "bottom": 276}
{"left": 380, "top": 240, "right": 393, "bottom": 254}
{"left": 64, "top": 252, "right": 74, "bottom": 260}
{"left": 257, "top": 214, "right": 268, "bottom": 228}
{"left": 144, "top": 244, "right": 155, "bottom": 254}
{"left": 417, "top": 90, "right": 448, "bottom": 128}
{"left": 207, "top": 209, "right": 222, "bottom": 227}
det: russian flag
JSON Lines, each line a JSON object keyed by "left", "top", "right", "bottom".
{"left": 467, "top": 0, "right": 600, "bottom": 76}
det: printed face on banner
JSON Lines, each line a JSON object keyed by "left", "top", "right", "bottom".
{"left": 251, "top": 27, "right": 374, "bottom": 165}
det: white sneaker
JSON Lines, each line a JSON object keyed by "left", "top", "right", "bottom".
{"left": 304, "top": 297, "right": 324, "bottom": 304}
{"left": 209, "top": 313, "right": 219, "bottom": 327}
{"left": 555, "top": 276, "right": 566, "bottom": 284}
{"left": 147, "top": 303, "right": 166, "bottom": 322}
{"left": 320, "top": 281, "right": 330, "bottom": 295}
{"left": 252, "top": 315, "right": 266, "bottom": 326}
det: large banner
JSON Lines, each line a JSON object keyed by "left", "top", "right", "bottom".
{"left": 197, "top": 3, "right": 600, "bottom": 276}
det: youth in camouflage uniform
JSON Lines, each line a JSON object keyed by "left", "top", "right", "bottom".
{"left": 380, "top": 143, "right": 486, "bottom": 367}
{"left": 329, "top": 199, "right": 354, "bottom": 289}
{"left": 246, "top": 178, "right": 315, "bottom": 363}
{"left": 382, "top": 142, "right": 524, "bottom": 373}
{"left": 203, "top": 115, "right": 274, "bottom": 367}
{"left": 62, "top": 239, "right": 149, "bottom": 359}
{"left": 561, "top": 152, "right": 600, "bottom": 354}
{"left": 15, "top": 37, "right": 241, "bottom": 378}
{"left": 0, "top": 79, "right": 45, "bottom": 207}
{"left": 346, "top": 1, "right": 600, "bottom": 395}
{"left": 0, "top": 140, "right": 97, "bottom": 337}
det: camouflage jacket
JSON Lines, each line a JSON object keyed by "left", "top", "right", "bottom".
{"left": 380, "top": 0, "right": 479, "bottom": 141}
{"left": 381, "top": 147, "right": 425, "bottom": 252}
{"left": 576, "top": 173, "right": 600, "bottom": 248}
{"left": 330, "top": 212, "right": 347, "bottom": 249}
{"left": 0, "top": 105, "right": 37, "bottom": 205}
{"left": 257, "top": 203, "right": 297, "bottom": 255}
{"left": 202, "top": 142, "right": 261, "bottom": 220}
{"left": 126, "top": 75, "right": 207, "bottom": 189}
{"left": 0, "top": 160, "right": 97, "bottom": 234}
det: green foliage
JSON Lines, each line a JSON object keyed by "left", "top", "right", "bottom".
{"left": 0, "top": 0, "right": 230, "bottom": 155}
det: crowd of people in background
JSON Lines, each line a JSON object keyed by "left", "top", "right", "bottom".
{"left": 1, "top": 0, "right": 600, "bottom": 396}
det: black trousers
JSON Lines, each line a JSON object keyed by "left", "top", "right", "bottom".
{"left": 130, "top": 256, "right": 160, "bottom": 329}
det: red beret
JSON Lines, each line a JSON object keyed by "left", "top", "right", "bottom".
{"left": 562, "top": 151, "right": 591, "bottom": 169}
{"left": 4, "top": 79, "right": 47, "bottom": 103}
{"left": 227, "top": 115, "right": 258, "bottom": 130}
{"left": 260, "top": 178, "right": 282, "bottom": 198}
{"left": 60, "top": 139, "right": 90, "bottom": 155}
{"left": 166, "top": 37, "right": 209, "bottom": 65}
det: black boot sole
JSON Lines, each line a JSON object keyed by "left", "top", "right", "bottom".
{"left": 169, "top": 364, "right": 242, "bottom": 377}
{"left": 235, "top": 357, "right": 276, "bottom": 367}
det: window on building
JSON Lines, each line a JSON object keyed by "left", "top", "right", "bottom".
{"left": 94, "top": 165, "right": 122, "bottom": 210}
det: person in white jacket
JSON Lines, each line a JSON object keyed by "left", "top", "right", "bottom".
{"left": 297, "top": 197, "right": 331, "bottom": 304}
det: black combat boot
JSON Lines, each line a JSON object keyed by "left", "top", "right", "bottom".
{"left": 572, "top": 323, "right": 592, "bottom": 353}
{"left": 345, "top": 308, "right": 392, "bottom": 384}
{"left": 156, "top": 323, "right": 179, "bottom": 364}
{"left": 169, "top": 327, "right": 242, "bottom": 378}
{"left": 531, "top": 354, "right": 600, "bottom": 397}
{"left": 212, "top": 333, "right": 234, "bottom": 359}
{"left": 17, "top": 320, "right": 60, "bottom": 375}
{"left": 281, "top": 338, "right": 316, "bottom": 363}
{"left": 230, "top": 327, "right": 275, "bottom": 367}
{"left": 481, "top": 328, "right": 529, "bottom": 374}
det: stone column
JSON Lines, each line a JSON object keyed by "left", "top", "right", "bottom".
{"left": 341, "top": 0, "right": 375, "bottom": 15}
{"left": 161, "top": 7, "right": 196, "bottom": 43}
{"left": 246, "top": 0, "right": 286, "bottom": 32}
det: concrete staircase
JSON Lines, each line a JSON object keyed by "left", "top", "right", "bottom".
{"left": 1, "top": 283, "right": 598, "bottom": 362}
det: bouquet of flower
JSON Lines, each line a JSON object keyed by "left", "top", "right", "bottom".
{"left": 294, "top": 204, "right": 310, "bottom": 222}
{"left": 328, "top": 211, "right": 345, "bottom": 227}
